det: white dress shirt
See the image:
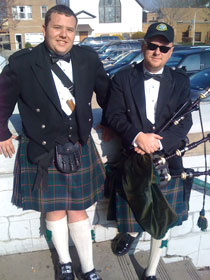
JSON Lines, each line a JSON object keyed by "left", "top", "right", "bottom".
{"left": 133, "top": 66, "right": 163, "bottom": 149}
{"left": 51, "top": 59, "right": 75, "bottom": 116}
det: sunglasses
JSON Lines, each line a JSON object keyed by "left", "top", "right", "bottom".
{"left": 146, "top": 42, "right": 172, "bottom": 53}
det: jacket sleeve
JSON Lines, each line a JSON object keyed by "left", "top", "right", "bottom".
{"left": 94, "top": 56, "right": 111, "bottom": 126}
{"left": 0, "top": 64, "right": 19, "bottom": 141}
{"left": 105, "top": 72, "right": 141, "bottom": 147}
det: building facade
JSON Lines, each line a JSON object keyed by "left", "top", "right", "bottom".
{"left": 143, "top": 8, "right": 210, "bottom": 44}
{"left": 7, "top": 0, "right": 56, "bottom": 51}
{"left": 70, "top": 0, "right": 143, "bottom": 43}
{"left": 7, "top": 0, "right": 143, "bottom": 50}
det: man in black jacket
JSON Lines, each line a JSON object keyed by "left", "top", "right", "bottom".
{"left": 0, "top": 5, "right": 110, "bottom": 280}
{"left": 106, "top": 22, "right": 192, "bottom": 280}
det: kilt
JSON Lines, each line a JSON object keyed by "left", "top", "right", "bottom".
{"left": 12, "top": 135, "right": 105, "bottom": 212}
{"left": 114, "top": 178, "right": 189, "bottom": 233}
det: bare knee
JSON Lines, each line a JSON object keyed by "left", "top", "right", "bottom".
{"left": 46, "top": 210, "right": 66, "bottom": 221}
{"left": 67, "top": 210, "right": 88, "bottom": 223}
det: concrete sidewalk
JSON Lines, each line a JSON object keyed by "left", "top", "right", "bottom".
{"left": 0, "top": 240, "right": 210, "bottom": 280}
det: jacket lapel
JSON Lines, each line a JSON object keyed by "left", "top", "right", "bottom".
{"left": 31, "top": 43, "right": 63, "bottom": 114}
{"left": 70, "top": 46, "right": 86, "bottom": 104}
{"left": 155, "top": 67, "right": 175, "bottom": 122}
{"left": 129, "top": 62, "right": 148, "bottom": 123}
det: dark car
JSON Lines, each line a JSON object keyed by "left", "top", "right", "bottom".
{"left": 105, "top": 50, "right": 143, "bottom": 78}
{"left": 79, "top": 35, "right": 119, "bottom": 50}
{"left": 99, "top": 49, "right": 129, "bottom": 62}
{"left": 166, "top": 49, "right": 210, "bottom": 76}
{"left": 190, "top": 67, "right": 210, "bottom": 101}
{"left": 97, "top": 40, "right": 142, "bottom": 55}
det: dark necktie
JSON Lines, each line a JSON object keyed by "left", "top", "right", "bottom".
{"left": 50, "top": 52, "right": 71, "bottom": 64}
{"left": 144, "top": 72, "right": 163, "bottom": 81}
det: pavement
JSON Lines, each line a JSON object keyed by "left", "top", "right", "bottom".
{"left": 0, "top": 240, "right": 210, "bottom": 280}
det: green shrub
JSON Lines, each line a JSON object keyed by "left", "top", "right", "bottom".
{"left": 25, "top": 42, "right": 32, "bottom": 48}
{"left": 131, "top": 32, "right": 145, "bottom": 39}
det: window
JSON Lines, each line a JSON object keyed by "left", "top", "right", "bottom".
{"left": 12, "top": 6, "right": 32, "bottom": 20}
{"left": 41, "top": 6, "right": 48, "bottom": 19}
{"left": 201, "top": 52, "right": 210, "bottom": 69}
{"left": 195, "top": 32, "right": 201, "bottom": 42}
{"left": 56, "top": 0, "right": 69, "bottom": 6}
{"left": 180, "top": 54, "right": 200, "bottom": 71}
{"left": 99, "top": 0, "right": 121, "bottom": 23}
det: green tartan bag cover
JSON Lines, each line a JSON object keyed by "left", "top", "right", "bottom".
{"left": 122, "top": 152, "right": 179, "bottom": 239}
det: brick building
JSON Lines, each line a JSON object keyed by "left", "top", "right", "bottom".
{"left": 143, "top": 7, "right": 210, "bottom": 44}
{"left": 7, "top": 0, "right": 57, "bottom": 51}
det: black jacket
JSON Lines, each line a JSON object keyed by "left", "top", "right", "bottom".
{"left": 0, "top": 43, "right": 110, "bottom": 160}
{"left": 106, "top": 61, "right": 192, "bottom": 173}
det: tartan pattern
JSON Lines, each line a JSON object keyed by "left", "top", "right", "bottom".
{"left": 115, "top": 178, "right": 188, "bottom": 233}
{"left": 12, "top": 135, "right": 105, "bottom": 212}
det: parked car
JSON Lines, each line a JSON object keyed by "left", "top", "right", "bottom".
{"left": 190, "top": 67, "right": 210, "bottom": 101}
{"left": 99, "top": 49, "right": 128, "bottom": 62}
{"left": 79, "top": 35, "right": 119, "bottom": 50}
{"left": 103, "top": 51, "right": 129, "bottom": 66}
{"left": 0, "top": 55, "right": 6, "bottom": 73}
{"left": 105, "top": 50, "right": 143, "bottom": 78}
{"left": 166, "top": 48, "right": 210, "bottom": 76}
{"left": 97, "top": 40, "right": 142, "bottom": 55}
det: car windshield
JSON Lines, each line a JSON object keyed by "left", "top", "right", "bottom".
{"left": 114, "top": 51, "right": 140, "bottom": 65}
{"left": 190, "top": 68, "right": 210, "bottom": 90}
{"left": 97, "top": 43, "right": 111, "bottom": 54}
{"left": 166, "top": 53, "right": 185, "bottom": 67}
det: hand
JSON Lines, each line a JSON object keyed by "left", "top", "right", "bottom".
{"left": 96, "top": 125, "right": 116, "bottom": 142}
{"left": 135, "top": 132, "right": 163, "bottom": 154}
{"left": 134, "top": 146, "right": 145, "bottom": 155}
{"left": 0, "top": 135, "right": 18, "bottom": 158}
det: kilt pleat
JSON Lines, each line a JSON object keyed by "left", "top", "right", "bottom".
{"left": 115, "top": 178, "right": 188, "bottom": 233}
{"left": 12, "top": 135, "right": 105, "bottom": 212}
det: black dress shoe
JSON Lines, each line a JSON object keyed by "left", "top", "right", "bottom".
{"left": 141, "top": 269, "right": 157, "bottom": 280}
{"left": 111, "top": 232, "right": 135, "bottom": 256}
{"left": 57, "top": 262, "right": 75, "bottom": 280}
{"left": 83, "top": 269, "right": 102, "bottom": 280}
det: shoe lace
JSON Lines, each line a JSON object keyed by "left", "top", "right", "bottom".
{"left": 61, "top": 264, "right": 72, "bottom": 275}
{"left": 88, "top": 272, "right": 100, "bottom": 280}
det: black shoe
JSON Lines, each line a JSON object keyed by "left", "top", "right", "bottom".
{"left": 141, "top": 269, "right": 157, "bottom": 280}
{"left": 57, "top": 262, "right": 75, "bottom": 280}
{"left": 111, "top": 232, "right": 135, "bottom": 256}
{"left": 83, "top": 269, "right": 102, "bottom": 280}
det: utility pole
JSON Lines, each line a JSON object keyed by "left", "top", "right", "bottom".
{"left": 192, "top": 12, "right": 196, "bottom": 46}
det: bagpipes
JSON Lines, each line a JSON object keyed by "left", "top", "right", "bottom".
{"left": 152, "top": 87, "right": 210, "bottom": 231}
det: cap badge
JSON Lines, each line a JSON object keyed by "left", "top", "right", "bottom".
{"left": 156, "top": 24, "right": 168, "bottom": 32}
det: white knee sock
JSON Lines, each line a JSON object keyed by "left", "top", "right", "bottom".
{"left": 68, "top": 218, "right": 94, "bottom": 274}
{"left": 145, "top": 231, "right": 169, "bottom": 277}
{"left": 46, "top": 216, "right": 72, "bottom": 264}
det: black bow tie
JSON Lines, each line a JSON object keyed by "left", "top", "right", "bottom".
{"left": 144, "top": 72, "right": 163, "bottom": 81}
{"left": 50, "top": 52, "right": 71, "bottom": 64}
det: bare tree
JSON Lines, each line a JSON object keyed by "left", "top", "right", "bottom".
{"left": 0, "top": 0, "right": 19, "bottom": 30}
{"left": 148, "top": 0, "right": 208, "bottom": 9}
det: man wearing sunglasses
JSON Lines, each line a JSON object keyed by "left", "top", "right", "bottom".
{"left": 105, "top": 22, "right": 192, "bottom": 280}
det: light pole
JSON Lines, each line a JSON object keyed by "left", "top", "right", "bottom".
{"left": 192, "top": 11, "right": 196, "bottom": 46}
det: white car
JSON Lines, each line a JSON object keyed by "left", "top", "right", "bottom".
{"left": 0, "top": 55, "right": 6, "bottom": 73}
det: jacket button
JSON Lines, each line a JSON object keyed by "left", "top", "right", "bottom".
{"left": 88, "top": 118, "right": 91, "bottom": 122}
{"left": 152, "top": 126, "right": 156, "bottom": 130}
{"left": 69, "top": 117, "right": 72, "bottom": 121}
{"left": 69, "top": 134, "right": 72, "bottom": 138}
{"left": 127, "top": 109, "right": 131, "bottom": 112}
{"left": 36, "top": 108, "right": 40, "bottom": 112}
{"left": 69, "top": 126, "right": 72, "bottom": 130}
{"left": 88, "top": 102, "right": 91, "bottom": 106}
{"left": 41, "top": 124, "right": 46, "bottom": 129}
{"left": 42, "top": 141, "right": 46, "bottom": 145}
